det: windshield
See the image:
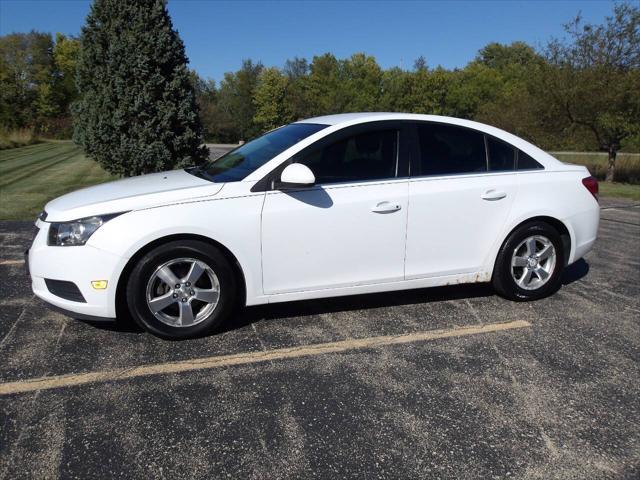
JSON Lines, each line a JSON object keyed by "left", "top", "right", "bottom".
{"left": 199, "top": 123, "right": 328, "bottom": 182}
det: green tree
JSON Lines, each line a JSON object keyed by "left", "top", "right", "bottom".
{"left": 408, "top": 67, "right": 453, "bottom": 115}
{"left": 471, "top": 43, "right": 562, "bottom": 147}
{"left": 0, "top": 31, "right": 56, "bottom": 128}
{"left": 379, "top": 67, "right": 413, "bottom": 111}
{"left": 253, "top": 67, "right": 292, "bottom": 132}
{"left": 283, "top": 57, "right": 311, "bottom": 120}
{"left": 413, "top": 56, "right": 428, "bottom": 72}
{"left": 52, "top": 33, "right": 80, "bottom": 113}
{"left": 476, "top": 41, "right": 541, "bottom": 70}
{"left": 190, "top": 72, "right": 222, "bottom": 141}
{"left": 338, "top": 53, "right": 383, "bottom": 111}
{"left": 216, "top": 59, "right": 263, "bottom": 141}
{"left": 543, "top": 2, "right": 640, "bottom": 181}
{"left": 307, "top": 53, "right": 342, "bottom": 115}
{"left": 73, "top": 0, "right": 208, "bottom": 177}
{"left": 283, "top": 57, "right": 309, "bottom": 79}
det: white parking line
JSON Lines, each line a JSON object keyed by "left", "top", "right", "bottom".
{"left": 0, "top": 320, "right": 531, "bottom": 396}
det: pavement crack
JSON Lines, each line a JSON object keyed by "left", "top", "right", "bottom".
{"left": 0, "top": 295, "right": 33, "bottom": 350}
{"left": 600, "top": 204, "right": 640, "bottom": 210}
{"left": 599, "top": 217, "right": 640, "bottom": 227}
{"left": 0, "top": 312, "right": 70, "bottom": 477}
{"left": 54, "top": 321, "right": 67, "bottom": 349}
{"left": 251, "top": 323, "right": 268, "bottom": 353}
{"left": 485, "top": 323, "right": 562, "bottom": 463}
{"left": 464, "top": 299, "right": 485, "bottom": 327}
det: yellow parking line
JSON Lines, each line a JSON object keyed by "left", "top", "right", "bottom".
{"left": 0, "top": 260, "right": 24, "bottom": 266}
{"left": 0, "top": 320, "right": 530, "bottom": 396}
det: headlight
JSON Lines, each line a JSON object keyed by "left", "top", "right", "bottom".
{"left": 47, "top": 213, "right": 124, "bottom": 246}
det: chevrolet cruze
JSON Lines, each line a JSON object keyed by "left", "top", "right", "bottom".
{"left": 27, "top": 113, "right": 600, "bottom": 339}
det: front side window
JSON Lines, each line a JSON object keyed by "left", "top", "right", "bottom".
{"left": 296, "top": 129, "right": 398, "bottom": 184}
{"left": 487, "top": 136, "right": 515, "bottom": 171}
{"left": 415, "top": 123, "right": 486, "bottom": 176}
{"left": 199, "top": 123, "right": 327, "bottom": 182}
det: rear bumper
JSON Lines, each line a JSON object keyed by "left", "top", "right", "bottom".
{"left": 564, "top": 203, "right": 600, "bottom": 264}
{"left": 28, "top": 221, "right": 126, "bottom": 319}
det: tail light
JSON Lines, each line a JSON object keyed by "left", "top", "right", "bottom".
{"left": 582, "top": 176, "right": 599, "bottom": 201}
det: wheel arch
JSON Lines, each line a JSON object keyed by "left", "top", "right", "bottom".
{"left": 497, "top": 216, "right": 572, "bottom": 269}
{"left": 115, "top": 233, "right": 247, "bottom": 320}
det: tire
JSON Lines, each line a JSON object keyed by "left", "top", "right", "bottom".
{"left": 126, "top": 240, "right": 238, "bottom": 339}
{"left": 492, "top": 221, "right": 565, "bottom": 301}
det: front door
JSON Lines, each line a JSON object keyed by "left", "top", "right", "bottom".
{"left": 261, "top": 125, "right": 409, "bottom": 294}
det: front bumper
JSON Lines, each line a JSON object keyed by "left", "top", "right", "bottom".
{"left": 28, "top": 221, "right": 125, "bottom": 319}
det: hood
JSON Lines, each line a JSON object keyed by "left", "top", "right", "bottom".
{"left": 44, "top": 169, "right": 224, "bottom": 222}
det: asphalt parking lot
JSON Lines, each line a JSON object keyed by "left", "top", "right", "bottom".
{"left": 0, "top": 199, "right": 638, "bottom": 479}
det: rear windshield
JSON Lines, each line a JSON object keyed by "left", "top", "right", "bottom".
{"left": 199, "top": 123, "right": 328, "bottom": 182}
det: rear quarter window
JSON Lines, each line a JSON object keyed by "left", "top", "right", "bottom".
{"left": 517, "top": 150, "right": 544, "bottom": 170}
{"left": 487, "top": 136, "right": 515, "bottom": 172}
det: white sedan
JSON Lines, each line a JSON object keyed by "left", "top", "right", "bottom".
{"left": 27, "top": 113, "right": 600, "bottom": 339}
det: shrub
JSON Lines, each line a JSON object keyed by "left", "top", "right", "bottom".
{"left": 0, "top": 128, "right": 40, "bottom": 150}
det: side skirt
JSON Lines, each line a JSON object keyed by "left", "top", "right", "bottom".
{"left": 247, "top": 271, "right": 492, "bottom": 306}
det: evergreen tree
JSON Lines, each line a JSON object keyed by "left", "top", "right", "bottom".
{"left": 73, "top": 0, "right": 208, "bottom": 177}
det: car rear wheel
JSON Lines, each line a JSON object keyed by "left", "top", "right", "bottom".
{"left": 492, "top": 222, "right": 565, "bottom": 301}
{"left": 126, "top": 240, "right": 237, "bottom": 339}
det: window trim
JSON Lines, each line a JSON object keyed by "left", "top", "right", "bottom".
{"left": 252, "top": 120, "right": 412, "bottom": 192}
{"left": 483, "top": 135, "right": 490, "bottom": 172}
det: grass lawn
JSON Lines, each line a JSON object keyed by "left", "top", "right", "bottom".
{"left": 551, "top": 151, "right": 640, "bottom": 184}
{"left": 1, "top": 142, "right": 638, "bottom": 221}
{"left": 599, "top": 182, "right": 640, "bottom": 201}
{"left": 0, "top": 141, "right": 116, "bottom": 221}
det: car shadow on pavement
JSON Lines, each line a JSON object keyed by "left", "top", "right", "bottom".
{"left": 83, "top": 259, "right": 590, "bottom": 337}
{"left": 224, "top": 259, "right": 590, "bottom": 333}
{"left": 561, "top": 258, "right": 589, "bottom": 285}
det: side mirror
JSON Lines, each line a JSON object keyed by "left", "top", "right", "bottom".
{"left": 275, "top": 163, "right": 315, "bottom": 189}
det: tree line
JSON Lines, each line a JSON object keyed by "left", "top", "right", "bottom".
{"left": 0, "top": 1, "right": 638, "bottom": 180}
{"left": 0, "top": 31, "right": 79, "bottom": 137}
{"left": 195, "top": 3, "right": 638, "bottom": 182}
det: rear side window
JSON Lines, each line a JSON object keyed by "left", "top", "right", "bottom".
{"left": 415, "top": 124, "right": 486, "bottom": 176}
{"left": 517, "top": 150, "right": 544, "bottom": 170}
{"left": 487, "top": 136, "right": 515, "bottom": 171}
{"left": 296, "top": 129, "right": 398, "bottom": 184}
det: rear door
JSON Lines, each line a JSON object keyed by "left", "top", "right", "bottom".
{"left": 261, "top": 122, "right": 410, "bottom": 294}
{"left": 405, "top": 122, "right": 519, "bottom": 279}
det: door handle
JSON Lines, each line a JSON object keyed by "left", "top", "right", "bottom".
{"left": 371, "top": 201, "right": 402, "bottom": 213}
{"left": 481, "top": 190, "right": 507, "bottom": 201}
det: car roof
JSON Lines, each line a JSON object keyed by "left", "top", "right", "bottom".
{"left": 296, "top": 112, "right": 395, "bottom": 126}
{"left": 296, "top": 112, "right": 496, "bottom": 130}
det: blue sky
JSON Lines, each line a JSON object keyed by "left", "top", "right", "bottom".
{"left": 0, "top": 0, "right": 617, "bottom": 82}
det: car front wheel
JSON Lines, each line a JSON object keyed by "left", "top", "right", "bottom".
{"left": 492, "top": 222, "right": 565, "bottom": 301}
{"left": 126, "top": 240, "right": 237, "bottom": 339}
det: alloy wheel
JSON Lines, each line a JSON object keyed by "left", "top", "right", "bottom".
{"left": 145, "top": 257, "right": 220, "bottom": 327}
{"left": 510, "top": 235, "right": 557, "bottom": 291}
